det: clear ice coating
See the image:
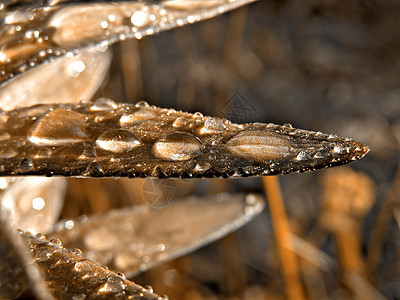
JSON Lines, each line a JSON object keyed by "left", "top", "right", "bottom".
{"left": 51, "top": 193, "right": 265, "bottom": 277}
{"left": 0, "top": 0, "right": 256, "bottom": 85}
{"left": 0, "top": 101, "right": 369, "bottom": 178}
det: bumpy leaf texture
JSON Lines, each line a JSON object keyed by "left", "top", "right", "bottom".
{"left": 19, "top": 230, "right": 164, "bottom": 299}
{"left": 0, "top": 100, "right": 369, "bottom": 178}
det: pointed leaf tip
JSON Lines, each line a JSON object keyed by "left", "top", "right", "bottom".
{"left": 0, "top": 101, "right": 369, "bottom": 178}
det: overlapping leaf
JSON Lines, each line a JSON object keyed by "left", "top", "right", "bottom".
{"left": 0, "top": 0, "right": 256, "bottom": 84}
{"left": 20, "top": 231, "right": 163, "bottom": 299}
{"left": 51, "top": 193, "right": 265, "bottom": 277}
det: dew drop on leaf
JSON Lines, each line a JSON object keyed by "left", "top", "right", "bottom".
{"left": 152, "top": 132, "right": 203, "bottom": 161}
{"left": 96, "top": 129, "right": 141, "bottom": 153}
{"left": 193, "top": 112, "right": 203, "bottom": 118}
{"left": 194, "top": 162, "right": 211, "bottom": 172}
{"left": 73, "top": 259, "right": 92, "bottom": 273}
{"left": 295, "top": 151, "right": 309, "bottom": 161}
{"left": 226, "top": 130, "right": 291, "bottom": 162}
{"left": 50, "top": 239, "right": 62, "bottom": 247}
{"left": 334, "top": 145, "right": 346, "bottom": 154}
{"left": 119, "top": 109, "right": 155, "bottom": 126}
{"left": 97, "top": 277, "right": 126, "bottom": 294}
{"left": 71, "top": 248, "right": 83, "bottom": 257}
{"left": 0, "top": 147, "right": 17, "bottom": 158}
{"left": 172, "top": 117, "right": 187, "bottom": 128}
{"left": 90, "top": 98, "right": 118, "bottom": 111}
{"left": 18, "top": 159, "right": 34, "bottom": 173}
{"left": 314, "top": 151, "right": 326, "bottom": 159}
{"left": 135, "top": 100, "right": 150, "bottom": 108}
{"left": 199, "top": 117, "right": 226, "bottom": 134}
{"left": 29, "top": 109, "right": 88, "bottom": 146}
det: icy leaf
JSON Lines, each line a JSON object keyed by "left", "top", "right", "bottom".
{"left": 0, "top": 0, "right": 256, "bottom": 84}
{"left": 51, "top": 193, "right": 265, "bottom": 276}
{"left": 19, "top": 231, "right": 162, "bottom": 299}
{"left": 0, "top": 101, "right": 369, "bottom": 178}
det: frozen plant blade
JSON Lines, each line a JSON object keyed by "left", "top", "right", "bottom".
{"left": 0, "top": 0, "right": 256, "bottom": 84}
{"left": 50, "top": 193, "right": 265, "bottom": 277}
{"left": 0, "top": 45, "right": 112, "bottom": 111}
{"left": 0, "top": 101, "right": 369, "bottom": 178}
{"left": 18, "top": 231, "right": 162, "bottom": 299}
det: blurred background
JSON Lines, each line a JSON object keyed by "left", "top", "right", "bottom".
{"left": 60, "top": 1, "right": 400, "bottom": 299}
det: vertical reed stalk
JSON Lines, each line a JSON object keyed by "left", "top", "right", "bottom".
{"left": 262, "top": 176, "right": 305, "bottom": 300}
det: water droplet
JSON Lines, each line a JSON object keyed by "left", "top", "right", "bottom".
{"left": 296, "top": 151, "right": 309, "bottom": 161}
{"left": 67, "top": 60, "right": 86, "bottom": 77}
{"left": 96, "top": 130, "right": 141, "bottom": 153}
{"left": 50, "top": 239, "right": 62, "bottom": 246}
{"left": 152, "top": 132, "right": 203, "bottom": 161}
{"left": 84, "top": 162, "right": 103, "bottom": 176}
{"left": 29, "top": 109, "right": 88, "bottom": 146}
{"left": 194, "top": 162, "right": 211, "bottom": 172}
{"left": 0, "top": 147, "right": 17, "bottom": 158}
{"left": 172, "top": 117, "right": 187, "bottom": 128}
{"left": 333, "top": 145, "right": 344, "bottom": 153}
{"left": 135, "top": 101, "right": 150, "bottom": 108}
{"left": 108, "top": 14, "right": 116, "bottom": 22}
{"left": 90, "top": 98, "right": 118, "bottom": 111}
{"left": 35, "top": 249, "right": 52, "bottom": 262}
{"left": 328, "top": 133, "right": 338, "bottom": 139}
{"left": 97, "top": 277, "right": 126, "bottom": 294}
{"left": 314, "top": 151, "right": 326, "bottom": 159}
{"left": 131, "top": 11, "right": 147, "bottom": 26}
{"left": 119, "top": 109, "right": 155, "bottom": 125}
{"left": 226, "top": 130, "right": 290, "bottom": 162}
{"left": 72, "top": 248, "right": 83, "bottom": 257}
{"left": 193, "top": 112, "right": 203, "bottom": 118}
{"left": 144, "top": 285, "right": 153, "bottom": 293}
{"left": 65, "top": 220, "right": 74, "bottom": 229}
{"left": 100, "top": 20, "right": 109, "bottom": 29}
{"left": 199, "top": 117, "right": 226, "bottom": 134}
{"left": 34, "top": 233, "right": 45, "bottom": 240}
{"left": 18, "top": 159, "right": 34, "bottom": 173}
{"left": 73, "top": 259, "right": 92, "bottom": 273}
{"left": 96, "top": 41, "right": 109, "bottom": 52}
{"left": 32, "top": 197, "right": 45, "bottom": 210}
